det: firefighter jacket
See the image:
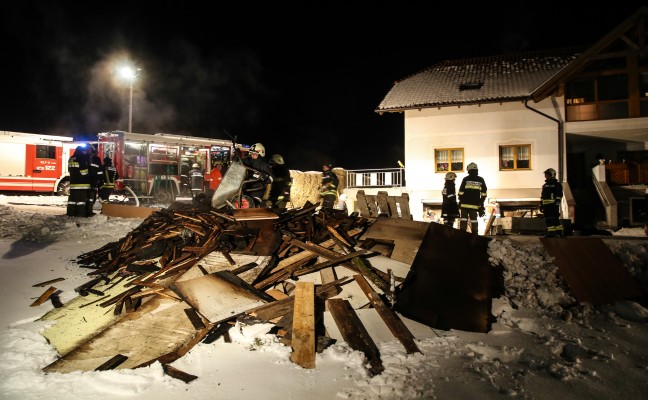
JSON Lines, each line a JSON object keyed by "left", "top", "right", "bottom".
{"left": 189, "top": 168, "right": 204, "bottom": 192}
{"left": 242, "top": 156, "right": 274, "bottom": 192}
{"left": 89, "top": 154, "right": 104, "bottom": 188}
{"left": 100, "top": 165, "right": 119, "bottom": 190}
{"left": 68, "top": 152, "right": 91, "bottom": 191}
{"left": 458, "top": 171, "right": 487, "bottom": 209}
{"left": 321, "top": 169, "right": 339, "bottom": 197}
{"left": 441, "top": 180, "right": 460, "bottom": 218}
{"left": 541, "top": 177, "right": 563, "bottom": 208}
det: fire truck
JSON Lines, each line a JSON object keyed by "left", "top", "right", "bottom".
{"left": 96, "top": 131, "right": 236, "bottom": 204}
{"left": 0, "top": 131, "right": 76, "bottom": 195}
{"left": 1, "top": 130, "right": 237, "bottom": 204}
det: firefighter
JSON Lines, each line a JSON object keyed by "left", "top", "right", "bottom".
{"left": 540, "top": 168, "right": 564, "bottom": 237}
{"left": 458, "top": 162, "right": 488, "bottom": 234}
{"left": 99, "top": 157, "right": 119, "bottom": 203}
{"left": 66, "top": 145, "right": 92, "bottom": 217}
{"left": 441, "top": 172, "right": 460, "bottom": 228}
{"left": 320, "top": 162, "right": 339, "bottom": 210}
{"left": 86, "top": 146, "right": 103, "bottom": 216}
{"left": 241, "top": 143, "right": 274, "bottom": 204}
{"left": 268, "top": 154, "right": 292, "bottom": 209}
{"left": 189, "top": 163, "right": 205, "bottom": 198}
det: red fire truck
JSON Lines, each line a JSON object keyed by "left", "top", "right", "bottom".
{"left": 96, "top": 131, "right": 235, "bottom": 204}
{"left": 0, "top": 131, "right": 76, "bottom": 194}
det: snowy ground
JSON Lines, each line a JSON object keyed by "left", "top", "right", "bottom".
{"left": 0, "top": 194, "right": 647, "bottom": 400}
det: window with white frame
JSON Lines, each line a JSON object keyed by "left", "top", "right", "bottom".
{"left": 435, "top": 148, "right": 464, "bottom": 172}
{"left": 499, "top": 145, "right": 531, "bottom": 170}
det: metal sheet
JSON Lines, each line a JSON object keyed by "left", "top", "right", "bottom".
{"left": 211, "top": 162, "right": 247, "bottom": 209}
{"left": 540, "top": 237, "right": 645, "bottom": 305}
{"left": 394, "top": 223, "right": 502, "bottom": 333}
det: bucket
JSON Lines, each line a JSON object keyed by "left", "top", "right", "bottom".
{"left": 114, "top": 179, "right": 124, "bottom": 191}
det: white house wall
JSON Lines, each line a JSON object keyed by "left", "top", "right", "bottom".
{"left": 403, "top": 98, "right": 564, "bottom": 221}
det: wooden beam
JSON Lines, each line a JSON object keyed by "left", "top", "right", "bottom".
{"left": 353, "top": 275, "right": 421, "bottom": 354}
{"left": 327, "top": 298, "right": 384, "bottom": 376}
{"left": 290, "top": 282, "right": 316, "bottom": 369}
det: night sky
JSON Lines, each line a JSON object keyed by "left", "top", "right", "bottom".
{"left": 1, "top": 2, "right": 645, "bottom": 171}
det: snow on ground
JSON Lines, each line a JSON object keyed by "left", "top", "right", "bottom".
{"left": 0, "top": 194, "right": 647, "bottom": 400}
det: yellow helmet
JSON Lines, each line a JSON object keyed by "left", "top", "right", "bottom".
{"left": 445, "top": 172, "right": 457, "bottom": 180}
{"left": 249, "top": 143, "right": 266, "bottom": 157}
{"left": 271, "top": 154, "right": 284, "bottom": 165}
{"left": 544, "top": 168, "right": 556, "bottom": 178}
{"left": 467, "top": 162, "right": 478, "bottom": 171}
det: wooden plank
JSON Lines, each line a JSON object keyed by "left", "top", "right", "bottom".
{"left": 376, "top": 191, "right": 391, "bottom": 217}
{"left": 395, "top": 193, "right": 412, "bottom": 219}
{"left": 95, "top": 354, "right": 128, "bottom": 371}
{"left": 353, "top": 275, "right": 421, "bottom": 354}
{"left": 43, "top": 292, "right": 211, "bottom": 373}
{"left": 355, "top": 190, "right": 372, "bottom": 217}
{"left": 540, "top": 237, "right": 645, "bottom": 305}
{"left": 290, "top": 282, "right": 316, "bottom": 369}
{"left": 163, "top": 364, "right": 198, "bottom": 383}
{"left": 366, "top": 194, "right": 379, "bottom": 217}
{"left": 327, "top": 298, "right": 384, "bottom": 376}
{"left": 172, "top": 272, "right": 268, "bottom": 324}
{"left": 483, "top": 209, "right": 496, "bottom": 235}
{"left": 30, "top": 286, "right": 58, "bottom": 307}
{"left": 362, "top": 217, "right": 430, "bottom": 265}
{"left": 184, "top": 308, "right": 207, "bottom": 330}
{"left": 386, "top": 196, "right": 400, "bottom": 218}
{"left": 32, "top": 277, "right": 65, "bottom": 287}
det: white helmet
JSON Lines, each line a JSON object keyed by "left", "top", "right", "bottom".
{"left": 192, "top": 163, "right": 200, "bottom": 168}
{"left": 467, "top": 162, "right": 478, "bottom": 171}
{"left": 445, "top": 172, "right": 457, "bottom": 180}
{"left": 271, "top": 154, "right": 284, "bottom": 165}
{"left": 249, "top": 143, "right": 266, "bottom": 157}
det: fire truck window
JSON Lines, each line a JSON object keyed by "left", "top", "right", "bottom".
{"left": 36, "top": 145, "right": 56, "bottom": 159}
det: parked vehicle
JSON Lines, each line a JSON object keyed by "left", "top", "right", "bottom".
{"left": 96, "top": 131, "right": 236, "bottom": 205}
{"left": 0, "top": 131, "right": 76, "bottom": 195}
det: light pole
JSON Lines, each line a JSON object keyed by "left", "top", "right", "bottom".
{"left": 118, "top": 65, "right": 141, "bottom": 134}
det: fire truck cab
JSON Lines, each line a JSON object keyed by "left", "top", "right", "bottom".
{"left": 0, "top": 131, "right": 76, "bottom": 195}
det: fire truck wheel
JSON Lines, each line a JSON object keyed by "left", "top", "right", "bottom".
{"left": 153, "top": 189, "right": 174, "bottom": 204}
{"left": 56, "top": 180, "right": 70, "bottom": 196}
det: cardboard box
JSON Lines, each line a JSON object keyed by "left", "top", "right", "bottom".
{"left": 101, "top": 203, "right": 157, "bottom": 219}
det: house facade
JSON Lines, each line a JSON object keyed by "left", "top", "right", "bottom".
{"left": 373, "top": 7, "right": 648, "bottom": 228}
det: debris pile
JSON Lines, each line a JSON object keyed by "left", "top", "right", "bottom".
{"left": 38, "top": 202, "right": 413, "bottom": 378}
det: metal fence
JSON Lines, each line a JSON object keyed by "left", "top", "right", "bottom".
{"left": 345, "top": 168, "right": 404, "bottom": 188}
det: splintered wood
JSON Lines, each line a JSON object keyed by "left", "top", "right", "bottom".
{"left": 41, "top": 201, "right": 421, "bottom": 379}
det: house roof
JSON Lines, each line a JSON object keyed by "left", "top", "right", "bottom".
{"left": 376, "top": 48, "right": 583, "bottom": 113}
{"left": 376, "top": 7, "right": 648, "bottom": 114}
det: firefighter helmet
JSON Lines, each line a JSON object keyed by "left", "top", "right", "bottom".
{"left": 271, "top": 154, "right": 284, "bottom": 165}
{"left": 249, "top": 143, "right": 266, "bottom": 157}
{"left": 544, "top": 168, "right": 556, "bottom": 178}
{"left": 467, "top": 162, "right": 478, "bottom": 171}
{"left": 192, "top": 163, "right": 200, "bottom": 169}
{"left": 445, "top": 172, "right": 457, "bottom": 180}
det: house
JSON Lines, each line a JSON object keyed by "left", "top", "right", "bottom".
{"left": 372, "top": 7, "right": 648, "bottom": 229}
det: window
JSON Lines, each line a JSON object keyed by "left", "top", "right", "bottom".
{"left": 499, "top": 145, "right": 531, "bottom": 170}
{"left": 35, "top": 145, "right": 56, "bottom": 159}
{"left": 435, "top": 148, "right": 464, "bottom": 172}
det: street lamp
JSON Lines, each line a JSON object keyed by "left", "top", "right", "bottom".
{"left": 118, "top": 65, "right": 141, "bottom": 134}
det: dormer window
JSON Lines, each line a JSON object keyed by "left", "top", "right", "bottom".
{"left": 459, "top": 82, "right": 483, "bottom": 91}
